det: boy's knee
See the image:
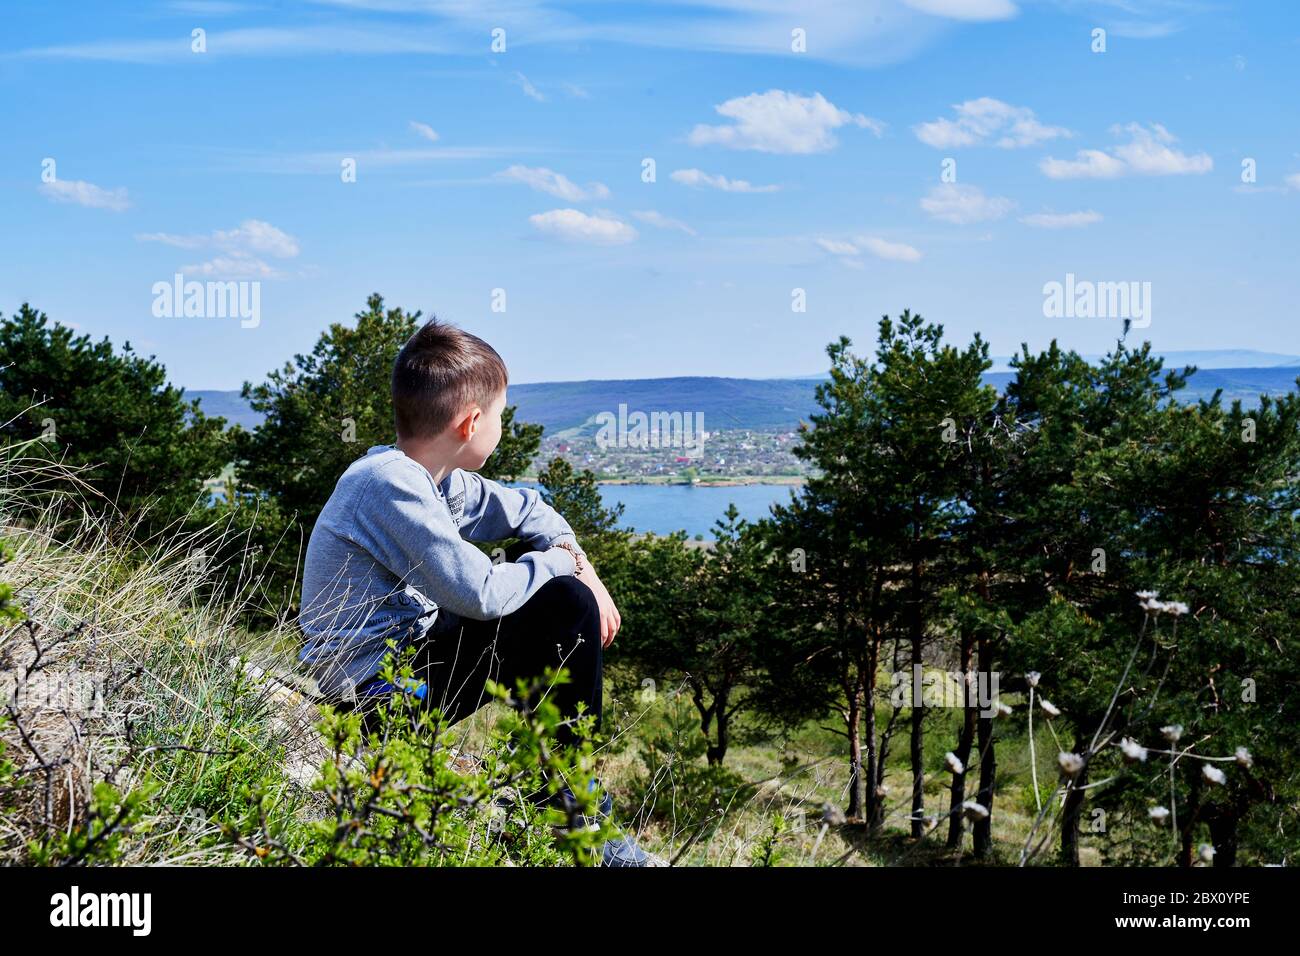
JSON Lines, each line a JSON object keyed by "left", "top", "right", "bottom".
{"left": 540, "top": 574, "right": 599, "bottom": 626}
{"left": 553, "top": 573, "right": 598, "bottom": 608}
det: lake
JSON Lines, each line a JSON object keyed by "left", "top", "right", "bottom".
{"left": 511, "top": 482, "right": 802, "bottom": 538}
{"left": 209, "top": 477, "right": 801, "bottom": 537}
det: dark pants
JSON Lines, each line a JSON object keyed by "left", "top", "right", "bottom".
{"left": 348, "top": 540, "right": 604, "bottom": 750}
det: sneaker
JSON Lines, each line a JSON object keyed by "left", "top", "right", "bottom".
{"left": 601, "top": 832, "right": 668, "bottom": 867}
{"left": 535, "top": 780, "right": 668, "bottom": 866}
{"left": 558, "top": 782, "right": 668, "bottom": 867}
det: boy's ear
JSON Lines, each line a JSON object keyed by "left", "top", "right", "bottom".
{"left": 454, "top": 403, "right": 482, "bottom": 440}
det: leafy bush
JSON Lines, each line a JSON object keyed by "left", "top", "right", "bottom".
{"left": 218, "top": 644, "right": 617, "bottom": 867}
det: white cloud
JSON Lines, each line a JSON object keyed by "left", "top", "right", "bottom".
{"left": 1107, "top": 19, "right": 1182, "bottom": 39}
{"left": 409, "top": 120, "right": 439, "bottom": 142}
{"left": 7, "top": 26, "right": 455, "bottom": 62}
{"left": 1234, "top": 182, "right": 1288, "bottom": 196}
{"left": 496, "top": 165, "right": 610, "bottom": 201}
{"left": 670, "top": 168, "right": 780, "bottom": 193}
{"left": 1250, "top": 173, "right": 1300, "bottom": 196}
{"left": 815, "top": 237, "right": 860, "bottom": 256}
{"left": 857, "top": 235, "right": 923, "bottom": 262}
{"left": 920, "top": 183, "right": 1014, "bottom": 224}
{"left": 1040, "top": 149, "right": 1127, "bottom": 179}
{"left": 1111, "top": 123, "right": 1212, "bottom": 175}
{"left": 914, "top": 97, "right": 1070, "bottom": 149}
{"left": 180, "top": 254, "right": 280, "bottom": 279}
{"left": 137, "top": 218, "right": 300, "bottom": 277}
{"left": 39, "top": 179, "right": 130, "bottom": 212}
{"left": 167, "top": 1, "right": 251, "bottom": 13}
{"left": 1040, "top": 123, "right": 1211, "bottom": 179}
{"left": 561, "top": 81, "right": 590, "bottom": 100}
{"left": 687, "top": 90, "right": 884, "bottom": 155}
{"left": 223, "top": 145, "right": 519, "bottom": 175}
{"left": 528, "top": 208, "right": 636, "bottom": 245}
{"left": 916, "top": 120, "right": 978, "bottom": 149}
{"left": 7, "top": 4, "right": 1209, "bottom": 69}
{"left": 214, "top": 220, "right": 300, "bottom": 257}
{"left": 1019, "top": 210, "right": 1103, "bottom": 228}
{"left": 816, "top": 235, "right": 921, "bottom": 263}
{"left": 631, "top": 210, "right": 697, "bottom": 236}
{"left": 514, "top": 71, "right": 545, "bottom": 102}
{"left": 136, "top": 232, "right": 205, "bottom": 249}
{"left": 902, "top": 0, "right": 1018, "bottom": 20}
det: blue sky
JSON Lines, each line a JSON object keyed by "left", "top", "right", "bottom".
{"left": 2, "top": 0, "right": 1298, "bottom": 389}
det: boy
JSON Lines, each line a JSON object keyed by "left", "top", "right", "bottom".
{"left": 298, "top": 318, "right": 660, "bottom": 865}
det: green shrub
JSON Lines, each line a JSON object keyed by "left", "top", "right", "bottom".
{"left": 220, "top": 646, "right": 617, "bottom": 866}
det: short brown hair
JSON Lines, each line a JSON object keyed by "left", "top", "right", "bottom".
{"left": 392, "top": 318, "right": 508, "bottom": 440}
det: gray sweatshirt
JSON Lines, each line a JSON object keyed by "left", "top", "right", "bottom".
{"left": 298, "top": 444, "right": 582, "bottom": 700}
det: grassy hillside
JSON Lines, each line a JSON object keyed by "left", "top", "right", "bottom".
{"left": 0, "top": 453, "right": 1124, "bottom": 867}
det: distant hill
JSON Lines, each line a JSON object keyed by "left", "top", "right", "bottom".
{"left": 982, "top": 366, "right": 1300, "bottom": 407}
{"left": 1166, "top": 366, "right": 1300, "bottom": 406}
{"left": 794, "top": 349, "right": 1300, "bottom": 377}
{"left": 1127, "top": 349, "right": 1300, "bottom": 369}
{"left": 188, "top": 366, "right": 1300, "bottom": 434}
{"left": 507, "top": 376, "right": 817, "bottom": 433}
{"left": 984, "top": 349, "right": 1300, "bottom": 374}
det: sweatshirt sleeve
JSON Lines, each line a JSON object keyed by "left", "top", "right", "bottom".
{"left": 456, "top": 470, "right": 584, "bottom": 555}
{"left": 351, "top": 461, "right": 576, "bottom": 621}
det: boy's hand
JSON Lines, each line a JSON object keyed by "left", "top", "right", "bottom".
{"left": 576, "top": 564, "right": 621, "bottom": 648}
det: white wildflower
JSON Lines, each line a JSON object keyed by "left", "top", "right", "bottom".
{"left": 1119, "top": 737, "right": 1148, "bottom": 763}
{"left": 1161, "top": 724, "right": 1183, "bottom": 744}
{"left": 945, "top": 752, "right": 964, "bottom": 775}
{"left": 1235, "top": 746, "right": 1253, "bottom": 768}
{"left": 1040, "top": 698, "right": 1060, "bottom": 717}
{"left": 1148, "top": 806, "right": 1170, "bottom": 825}
{"left": 1199, "top": 843, "right": 1216, "bottom": 863}
{"left": 996, "top": 701, "right": 1013, "bottom": 717}
{"left": 1025, "top": 671, "right": 1040, "bottom": 688}
{"left": 1058, "top": 752, "right": 1085, "bottom": 777}
{"left": 1135, "top": 590, "right": 1159, "bottom": 601}
{"left": 961, "top": 800, "right": 989, "bottom": 822}
{"left": 1202, "top": 763, "right": 1227, "bottom": 786}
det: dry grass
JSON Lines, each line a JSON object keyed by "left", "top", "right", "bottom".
{"left": 0, "top": 444, "right": 333, "bottom": 863}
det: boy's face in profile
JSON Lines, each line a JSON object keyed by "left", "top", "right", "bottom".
{"left": 459, "top": 385, "right": 507, "bottom": 471}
